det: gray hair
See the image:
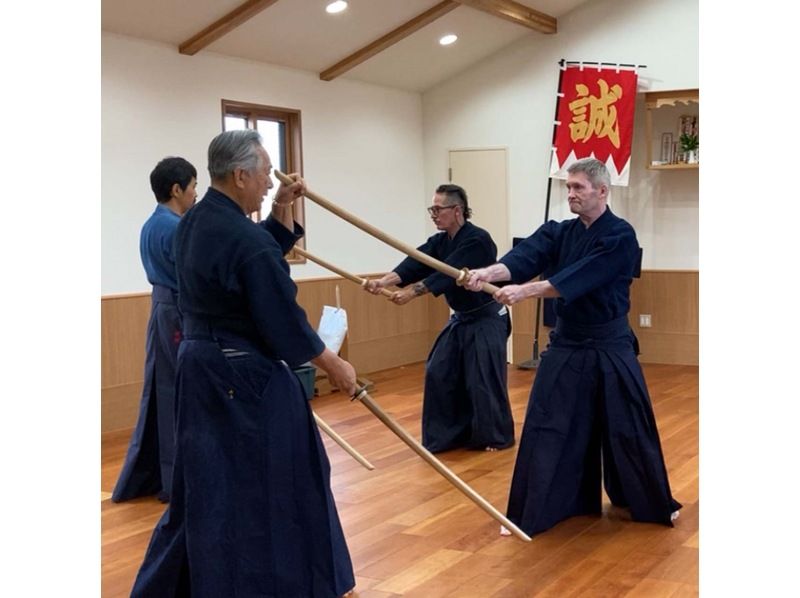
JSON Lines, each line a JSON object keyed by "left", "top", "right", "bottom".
{"left": 207, "top": 129, "right": 264, "bottom": 181}
{"left": 567, "top": 157, "right": 611, "bottom": 190}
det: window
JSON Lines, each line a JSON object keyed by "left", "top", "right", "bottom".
{"left": 221, "top": 100, "right": 306, "bottom": 260}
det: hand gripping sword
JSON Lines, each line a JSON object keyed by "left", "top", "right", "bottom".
{"left": 293, "top": 246, "right": 393, "bottom": 298}
{"left": 274, "top": 171, "right": 501, "bottom": 295}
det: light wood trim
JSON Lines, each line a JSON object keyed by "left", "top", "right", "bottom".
{"left": 101, "top": 291, "right": 150, "bottom": 301}
{"left": 287, "top": 272, "right": 389, "bottom": 284}
{"left": 101, "top": 294, "right": 150, "bottom": 388}
{"left": 636, "top": 269, "right": 698, "bottom": 273}
{"left": 644, "top": 89, "right": 699, "bottom": 109}
{"left": 101, "top": 270, "right": 696, "bottom": 432}
{"left": 633, "top": 331, "right": 698, "bottom": 366}
{"left": 452, "top": 0, "right": 557, "bottom": 33}
{"left": 102, "top": 383, "right": 144, "bottom": 433}
{"left": 643, "top": 88, "right": 699, "bottom": 169}
{"left": 319, "top": 1, "right": 460, "bottom": 81}
{"left": 510, "top": 300, "right": 535, "bottom": 365}
{"left": 101, "top": 277, "right": 448, "bottom": 431}
{"left": 178, "top": 0, "right": 281, "bottom": 55}
{"left": 348, "top": 331, "right": 437, "bottom": 374}
{"left": 221, "top": 99, "right": 307, "bottom": 261}
{"left": 510, "top": 270, "right": 698, "bottom": 367}
{"left": 645, "top": 101, "right": 653, "bottom": 170}
{"left": 648, "top": 163, "right": 699, "bottom": 171}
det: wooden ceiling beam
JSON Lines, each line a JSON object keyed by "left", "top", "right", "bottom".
{"left": 452, "top": 0, "right": 556, "bottom": 33}
{"left": 179, "top": 0, "right": 281, "bottom": 56}
{"left": 319, "top": 0, "right": 460, "bottom": 82}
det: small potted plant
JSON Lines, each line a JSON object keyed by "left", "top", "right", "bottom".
{"left": 679, "top": 133, "right": 699, "bottom": 164}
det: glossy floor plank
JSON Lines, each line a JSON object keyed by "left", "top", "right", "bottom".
{"left": 102, "top": 362, "right": 698, "bottom": 596}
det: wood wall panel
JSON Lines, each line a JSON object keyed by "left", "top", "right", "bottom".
{"left": 101, "top": 276, "right": 448, "bottom": 432}
{"left": 296, "top": 274, "right": 434, "bottom": 343}
{"left": 102, "top": 383, "right": 144, "bottom": 433}
{"left": 349, "top": 332, "right": 435, "bottom": 374}
{"left": 101, "top": 293, "right": 150, "bottom": 388}
{"left": 510, "top": 300, "right": 535, "bottom": 364}
{"left": 508, "top": 270, "right": 698, "bottom": 367}
{"left": 629, "top": 270, "right": 698, "bottom": 365}
{"left": 100, "top": 270, "right": 697, "bottom": 432}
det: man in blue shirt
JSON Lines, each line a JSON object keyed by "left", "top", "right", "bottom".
{"left": 112, "top": 157, "right": 197, "bottom": 503}
{"left": 366, "top": 185, "right": 514, "bottom": 454}
{"left": 467, "top": 158, "right": 681, "bottom": 536}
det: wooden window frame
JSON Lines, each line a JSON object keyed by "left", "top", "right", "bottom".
{"left": 221, "top": 99, "right": 306, "bottom": 263}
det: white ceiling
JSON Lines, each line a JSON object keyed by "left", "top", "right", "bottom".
{"left": 102, "top": 0, "right": 591, "bottom": 92}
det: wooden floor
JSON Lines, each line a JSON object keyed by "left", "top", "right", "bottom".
{"left": 101, "top": 362, "right": 698, "bottom": 597}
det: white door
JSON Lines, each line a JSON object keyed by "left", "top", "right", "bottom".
{"left": 448, "top": 148, "right": 512, "bottom": 361}
{"left": 448, "top": 148, "right": 510, "bottom": 256}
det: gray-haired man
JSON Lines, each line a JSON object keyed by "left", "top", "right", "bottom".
{"left": 131, "top": 130, "right": 356, "bottom": 597}
{"left": 467, "top": 158, "right": 681, "bottom": 537}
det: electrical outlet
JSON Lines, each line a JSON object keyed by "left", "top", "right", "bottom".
{"left": 639, "top": 314, "right": 652, "bottom": 328}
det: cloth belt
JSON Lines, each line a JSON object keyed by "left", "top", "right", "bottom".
{"left": 151, "top": 284, "right": 177, "bottom": 304}
{"left": 554, "top": 315, "right": 630, "bottom": 341}
{"left": 453, "top": 300, "right": 504, "bottom": 322}
{"left": 182, "top": 314, "right": 269, "bottom": 356}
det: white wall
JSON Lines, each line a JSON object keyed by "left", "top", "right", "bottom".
{"left": 422, "top": 0, "right": 699, "bottom": 269}
{"left": 102, "top": 32, "right": 426, "bottom": 295}
{"left": 104, "top": 0, "right": 699, "bottom": 295}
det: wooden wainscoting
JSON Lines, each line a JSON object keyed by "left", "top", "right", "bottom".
{"left": 101, "top": 270, "right": 697, "bottom": 432}
{"left": 629, "top": 270, "right": 699, "bottom": 365}
{"left": 510, "top": 270, "right": 698, "bottom": 367}
{"left": 101, "top": 293, "right": 151, "bottom": 433}
{"left": 101, "top": 276, "right": 450, "bottom": 433}
{"left": 295, "top": 274, "right": 449, "bottom": 373}
{"left": 510, "top": 299, "right": 536, "bottom": 367}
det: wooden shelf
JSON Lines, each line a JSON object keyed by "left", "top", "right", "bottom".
{"left": 644, "top": 88, "right": 699, "bottom": 170}
{"left": 648, "top": 163, "right": 699, "bottom": 171}
{"left": 644, "top": 89, "right": 699, "bottom": 109}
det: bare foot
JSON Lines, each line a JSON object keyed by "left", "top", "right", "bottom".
{"left": 499, "top": 525, "right": 512, "bottom": 536}
{"left": 670, "top": 510, "right": 680, "bottom": 522}
{"left": 485, "top": 446, "right": 499, "bottom": 452}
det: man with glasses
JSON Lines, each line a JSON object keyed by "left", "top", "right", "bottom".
{"left": 365, "top": 184, "right": 514, "bottom": 454}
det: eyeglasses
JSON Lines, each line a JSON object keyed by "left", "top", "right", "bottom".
{"left": 427, "top": 205, "right": 457, "bottom": 216}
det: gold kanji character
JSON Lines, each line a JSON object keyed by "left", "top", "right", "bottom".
{"left": 568, "top": 79, "right": 623, "bottom": 148}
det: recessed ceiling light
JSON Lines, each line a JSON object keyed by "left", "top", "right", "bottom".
{"left": 439, "top": 34, "right": 458, "bottom": 46}
{"left": 326, "top": 1, "right": 348, "bottom": 14}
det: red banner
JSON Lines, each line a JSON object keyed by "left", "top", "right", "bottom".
{"left": 549, "top": 65, "right": 638, "bottom": 186}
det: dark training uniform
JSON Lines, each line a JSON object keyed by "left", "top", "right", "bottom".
{"left": 500, "top": 207, "right": 681, "bottom": 536}
{"left": 394, "top": 221, "right": 514, "bottom": 453}
{"left": 130, "top": 188, "right": 354, "bottom": 598}
{"left": 113, "top": 204, "right": 182, "bottom": 502}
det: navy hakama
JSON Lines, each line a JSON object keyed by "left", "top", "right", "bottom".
{"left": 506, "top": 317, "right": 681, "bottom": 534}
{"left": 112, "top": 285, "right": 179, "bottom": 502}
{"left": 423, "top": 301, "right": 514, "bottom": 453}
{"left": 114, "top": 204, "right": 183, "bottom": 502}
{"left": 130, "top": 188, "right": 354, "bottom": 597}
{"left": 500, "top": 208, "right": 681, "bottom": 536}
{"left": 394, "top": 222, "right": 514, "bottom": 453}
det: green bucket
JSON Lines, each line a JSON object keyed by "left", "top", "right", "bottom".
{"left": 292, "top": 365, "right": 317, "bottom": 400}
